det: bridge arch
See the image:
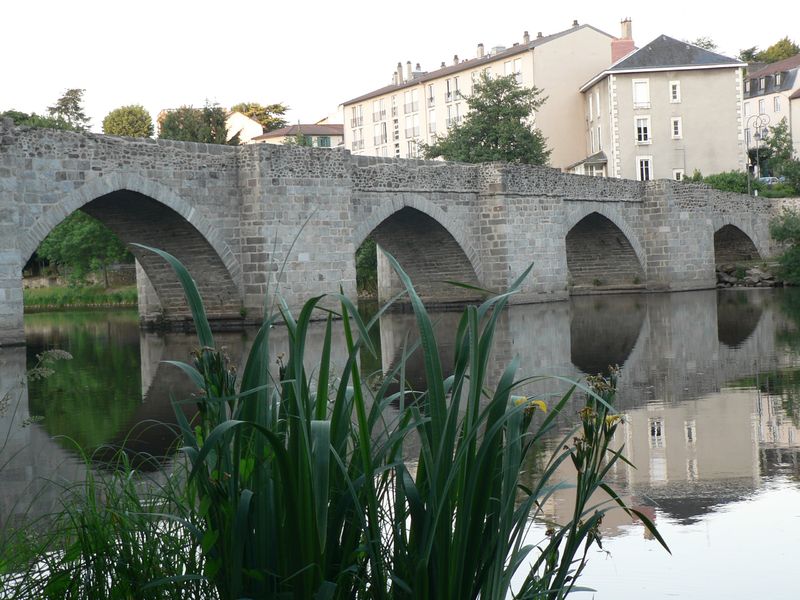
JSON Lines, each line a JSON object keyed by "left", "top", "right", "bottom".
{"left": 710, "top": 217, "right": 767, "bottom": 265}
{"left": 21, "top": 173, "right": 244, "bottom": 323}
{"left": 562, "top": 205, "right": 646, "bottom": 290}
{"left": 353, "top": 195, "right": 483, "bottom": 304}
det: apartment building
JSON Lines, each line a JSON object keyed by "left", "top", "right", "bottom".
{"left": 743, "top": 54, "right": 800, "bottom": 158}
{"left": 341, "top": 21, "right": 626, "bottom": 168}
{"left": 571, "top": 35, "right": 746, "bottom": 181}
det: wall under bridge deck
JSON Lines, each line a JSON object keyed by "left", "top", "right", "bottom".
{"left": 0, "top": 118, "right": 789, "bottom": 345}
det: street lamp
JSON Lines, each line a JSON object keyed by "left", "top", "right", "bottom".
{"left": 745, "top": 113, "right": 770, "bottom": 195}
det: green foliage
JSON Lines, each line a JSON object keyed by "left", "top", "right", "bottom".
{"left": 687, "top": 36, "right": 717, "bottom": 50}
{"left": 755, "top": 37, "right": 800, "bottom": 63}
{"left": 102, "top": 104, "right": 154, "bottom": 138}
{"left": 770, "top": 209, "right": 800, "bottom": 283}
{"left": 230, "top": 101, "right": 288, "bottom": 132}
{"left": 765, "top": 118, "right": 796, "bottom": 180}
{"left": 37, "top": 212, "right": 132, "bottom": 286}
{"left": 47, "top": 88, "right": 90, "bottom": 132}
{"left": 355, "top": 237, "right": 377, "bottom": 294}
{"left": 159, "top": 103, "right": 239, "bottom": 145}
{"left": 422, "top": 73, "right": 551, "bottom": 165}
{"left": 738, "top": 46, "right": 758, "bottom": 62}
{"left": 1, "top": 109, "right": 78, "bottom": 131}
{"left": 282, "top": 129, "right": 314, "bottom": 146}
{"left": 700, "top": 170, "right": 751, "bottom": 194}
{"left": 23, "top": 285, "right": 137, "bottom": 308}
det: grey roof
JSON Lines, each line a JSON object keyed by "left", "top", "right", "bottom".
{"left": 253, "top": 124, "right": 343, "bottom": 140}
{"left": 342, "top": 24, "right": 615, "bottom": 106}
{"left": 566, "top": 151, "right": 607, "bottom": 170}
{"left": 609, "top": 35, "right": 743, "bottom": 71}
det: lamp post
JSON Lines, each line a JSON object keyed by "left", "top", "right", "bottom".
{"left": 745, "top": 113, "right": 770, "bottom": 195}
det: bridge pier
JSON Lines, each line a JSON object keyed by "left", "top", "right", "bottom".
{"left": 0, "top": 250, "right": 24, "bottom": 346}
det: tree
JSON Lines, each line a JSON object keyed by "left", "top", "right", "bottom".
{"left": 47, "top": 88, "right": 91, "bottom": 132}
{"left": 738, "top": 46, "right": 759, "bottom": 62}
{"left": 102, "top": 105, "right": 154, "bottom": 138}
{"left": 422, "top": 73, "right": 551, "bottom": 165}
{"left": 282, "top": 127, "right": 313, "bottom": 147}
{"left": 765, "top": 118, "right": 795, "bottom": 176}
{"left": 687, "top": 37, "right": 717, "bottom": 51}
{"left": 159, "top": 103, "right": 239, "bottom": 145}
{"left": 1, "top": 109, "right": 78, "bottom": 132}
{"left": 37, "top": 212, "right": 132, "bottom": 286}
{"left": 230, "top": 102, "right": 289, "bottom": 132}
{"left": 756, "top": 37, "right": 800, "bottom": 63}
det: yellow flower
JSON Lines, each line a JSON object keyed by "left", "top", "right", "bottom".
{"left": 511, "top": 396, "right": 547, "bottom": 413}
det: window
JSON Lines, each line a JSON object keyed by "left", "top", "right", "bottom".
{"left": 391, "top": 95, "right": 398, "bottom": 118}
{"left": 745, "top": 127, "right": 751, "bottom": 146}
{"left": 744, "top": 80, "right": 750, "bottom": 93}
{"left": 670, "top": 80, "right": 681, "bottom": 103}
{"left": 352, "top": 128, "right": 364, "bottom": 150}
{"left": 758, "top": 98, "right": 765, "bottom": 114}
{"left": 596, "top": 125, "right": 601, "bottom": 151}
{"left": 635, "top": 116, "right": 651, "bottom": 143}
{"left": 427, "top": 84, "right": 435, "bottom": 107}
{"left": 776, "top": 73, "right": 783, "bottom": 86}
{"left": 673, "top": 169, "right": 684, "bottom": 181}
{"left": 446, "top": 78, "right": 460, "bottom": 102}
{"left": 648, "top": 417, "right": 665, "bottom": 448}
{"left": 373, "top": 122, "right": 387, "bottom": 145}
{"left": 595, "top": 90, "right": 600, "bottom": 118}
{"left": 505, "top": 58, "right": 522, "bottom": 83}
{"left": 637, "top": 156, "right": 653, "bottom": 181}
{"left": 404, "top": 89, "right": 419, "bottom": 113}
{"left": 406, "top": 139, "right": 418, "bottom": 158}
{"left": 671, "top": 117, "right": 682, "bottom": 139}
{"left": 428, "top": 109, "right": 436, "bottom": 133}
{"left": 590, "top": 127, "right": 595, "bottom": 153}
{"left": 447, "top": 103, "right": 461, "bottom": 127}
{"left": 633, "top": 79, "right": 650, "bottom": 108}
{"left": 317, "top": 136, "right": 331, "bottom": 148}
{"left": 588, "top": 94, "right": 593, "bottom": 121}
{"left": 403, "top": 114, "right": 420, "bottom": 138}
{"left": 759, "top": 77, "right": 766, "bottom": 90}
{"left": 774, "top": 96, "right": 781, "bottom": 111}
{"left": 350, "top": 105, "right": 363, "bottom": 128}
{"left": 744, "top": 102, "right": 750, "bottom": 116}
{"left": 372, "top": 99, "right": 385, "bottom": 122}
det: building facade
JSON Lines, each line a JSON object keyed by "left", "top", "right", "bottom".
{"left": 341, "top": 22, "right": 623, "bottom": 169}
{"left": 572, "top": 35, "right": 746, "bottom": 181}
{"left": 743, "top": 54, "right": 800, "bottom": 159}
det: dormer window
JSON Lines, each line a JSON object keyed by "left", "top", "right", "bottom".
{"left": 776, "top": 72, "right": 783, "bottom": 86}
{"left": 759, "top": 77, "right": 766, "bottom": 90}
{"left": 744, "top": 80, "right": 750, "bottom": 93}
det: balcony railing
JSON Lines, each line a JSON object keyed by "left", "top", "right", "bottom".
{"left": 446, "top": 116, "right": 462, "bottom": 128}
{"left": 372, "top": 110, "right": 386, "bottom": 122}
{"left": 350, "top": 117, "right": 363, "bottom": 127}
{"left": 428, "top": 122, "right": 437, "bottom": 134}
{"left": 373, "top": 135, "right": 388, "bottom": 145}
{"left": 404, "top": 127, "right": 420, "bottom": 138}
{"left": 404, "top": 102, "right": 419, "bottom": 114}
{"left": 351, "top": 139, "right": 364, "bottom": 150}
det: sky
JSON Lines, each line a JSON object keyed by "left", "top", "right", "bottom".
{"left": 3, "top": 0, "right": 799, "bottom": 133}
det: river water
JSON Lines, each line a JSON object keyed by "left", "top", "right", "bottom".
{"left": 3, "top": 288, "right": 800, "bottom": 598}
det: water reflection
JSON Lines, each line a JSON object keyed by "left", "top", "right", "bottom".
{"left": 5, "top": 289, "right": 800, "bottom": 596}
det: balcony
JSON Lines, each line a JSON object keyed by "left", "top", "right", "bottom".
{"left": 372, "top": 110, "right": 386, "bottom": 122}
{"left": 351, "top": 139, "right": 364, "bottom": 150}
{"left": 446, "top": 116, "right": 462, "bottom": 128}
{"left": 350, "top": 117, "right": 363, "bottom": 127}
{"left": 373, "top": 135, "right": 388, "bottom": 145}
{"left": 404, "top": 127, "right": 420, "bottom": 138}
{"left": 404, "top": 102, "right": 419, "bottom": 114}
{"left": 428, "top": 122, "right": 437, "bottom": 134}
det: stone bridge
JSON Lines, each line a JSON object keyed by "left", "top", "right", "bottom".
{"left": 0, "top": 119, "right": 784, "bottom": 345}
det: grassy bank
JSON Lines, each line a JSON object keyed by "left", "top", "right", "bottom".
{"left": 23, "top": 285, "right": 137, "bottom": 310}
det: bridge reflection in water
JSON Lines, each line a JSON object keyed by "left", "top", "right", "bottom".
{"left": 3, "top": 289, "right": 800, "bottom": 534}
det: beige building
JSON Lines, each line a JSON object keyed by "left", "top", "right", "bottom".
{"left": 251, "top": 123, "right": 344, "bottom": 147}
{"left": 225, "top": 111, "right": 265, "bottom": 144}
{"left": 341, "top": 21, "right": 630, "bottom": 168}
{"left": 572, "top": 35, "right": 747, "bottom": 181}
{"left": 743, "top": 54, "right": 800, "bottom": 159}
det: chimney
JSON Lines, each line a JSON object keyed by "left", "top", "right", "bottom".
{"left": 441, "top": 61, "right": 446, "bottom": 68}
{"left": 611, "top": 18, "right": 635, "bottom": 62}
{"left": 392, "top": 72, "right": 398, "bottom": 85}
{"left": 537, "top": 31, "right": 543, "bottom": 39}
{"left": 572, "top": 19, "right": 579, "bottom": 27}
{"left": 396, "top": 62, "right": 403, "bottom": 83}
{"left": 477, "top": 42, "right": 484, "bottom": 58}
{"left": 453, "top": 54, "right": 459, "bottom": 65}
{"left": 406, "top": 61, "right": 412, "bottom": 81}
{"left": 523, "top": 31, "right": 530, "bottom": 44}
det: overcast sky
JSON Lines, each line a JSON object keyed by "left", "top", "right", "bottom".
{"left": 3, "top": 0, "right": 798, "bottom": 132}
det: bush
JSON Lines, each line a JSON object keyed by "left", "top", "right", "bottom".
{"left": 770, "top": 208, "right": 800, "bottom": 283}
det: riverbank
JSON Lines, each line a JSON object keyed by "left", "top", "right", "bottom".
{"left": 23, "top": 285, "right": 137, "bottom": 311}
